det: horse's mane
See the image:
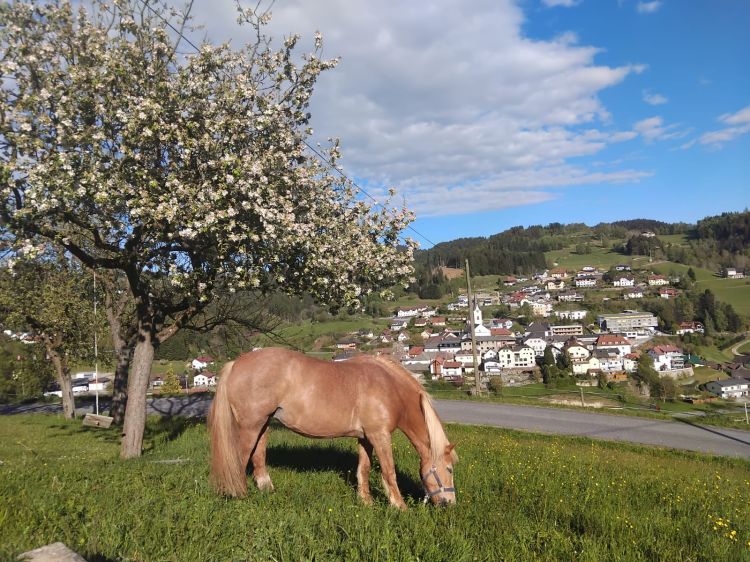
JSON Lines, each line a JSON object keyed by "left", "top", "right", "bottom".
{"left": 372, "top": 356, "right": 458, "bottom": 465}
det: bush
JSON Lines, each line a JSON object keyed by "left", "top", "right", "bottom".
{"left": 487, "top": 376, "right": 504, "bottom": 394}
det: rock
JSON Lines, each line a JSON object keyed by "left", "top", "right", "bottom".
{"left": 17, "top": 542, "right": 87, "bottom": 562}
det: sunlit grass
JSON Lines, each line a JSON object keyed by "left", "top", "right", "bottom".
{"left": 1, "top": 415, "right": 748, "bottom": 561}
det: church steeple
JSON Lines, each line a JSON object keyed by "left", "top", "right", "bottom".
{"left": 473, "top": 297, "right": 482, "bottom": 326}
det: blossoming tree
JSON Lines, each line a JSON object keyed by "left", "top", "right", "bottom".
{"left": 0, "top": 1, "right": 415, "bottom": 458}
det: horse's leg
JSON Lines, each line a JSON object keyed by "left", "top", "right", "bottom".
{"left": 235, "top": 417, "right": 270, "bottom": 491}
{"left": 369, "top": 432, "right": 407, "bottom": 510}
{"left": 356, "top": 438, "right": 374, "bottom": 505}
{"left": 251, "top": 425, "right": 274, "bottom": 492}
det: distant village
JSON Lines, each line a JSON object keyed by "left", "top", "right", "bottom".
{"left": 38, "top": 262, "right": 749, "bottom": 402}
{"left": 334, "top": 263, "right": 750, "bottom": 402}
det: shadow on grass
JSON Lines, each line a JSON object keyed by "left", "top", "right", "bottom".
{"left": 85, "top": 553, "right": 119, "bottom": 562}
{"left": 265, "top": 442, "right": 424, "bottom": 503}
{"left": 142, "top": 416, "right": 203, "bottom": 452}
{"left": 45, "top": 414, "right": 202, "bottom": 451}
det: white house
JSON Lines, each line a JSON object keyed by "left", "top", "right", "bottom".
{"left": 193, "top": 373, "right": 211, "bottom": 387}
{"left": 648, "top": 275, "right": 669, "bottom": 286}
{"left": 623, "top": 288, "right": 644, "bottom": 300}
{"left": 724, "top": 268, "right": 745, "bottom": 279}
{"left": 191, "top": 356, "right": 214, "bottom": 371}
{"left": 546, "top": 280, "right": 565, "bottom": 291}
{"left": 676, "top": 321, "right": 705, "bottom": 335}
{"left": 441, "top": 361, "right": 464, "bottom": 379}
{"left": 390, "top": 319, "right": 409, "bottom": 331}
{"left": 511, "top": 345, "right": 536, "bottom": 368}
{"left": 530, "top": 300, "right": 553, "bottom": 317}
{"left": 554, "top": 310, "right": 587, "bottom": 321}
{"left": 572, "top": 355, "right": 602, "bottom": 376}
{"left": 564, "top": 340, "right": 590, "bottom": 361}
{"left": 612, "top": 276, "right": 635, "bottom": 287}
{"left": 574, "top": 276, "right": 597, "bottom": 288}
{"left": 648, "top": 345, "right": 685, "bottom": 371}
{"left": 592, "top": 349, "right": 623, "bottom": 372}
{"left": 523, "top": 336, "right": 547, "bottom": 357}
{"left": 491, "top": 318, "right": 514, "bottom": 330}
{"left": 705, "top": 378, "right": 749, "bottom": 399}
{"left": 595, "top": 334, "right": 632, "bottom": 356}
{"left": 558, "top": 291, "right": 584, "bottom": 302}
{"left": 396, "top": 306, "right": 424, "bottom": 318}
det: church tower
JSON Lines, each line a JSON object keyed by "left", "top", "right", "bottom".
{"left": 473, "top": 298, "right": 483, "bottom": 326}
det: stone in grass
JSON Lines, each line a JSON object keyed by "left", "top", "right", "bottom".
{"left": 17, "top": 542, "right": 87, "bottom": 562}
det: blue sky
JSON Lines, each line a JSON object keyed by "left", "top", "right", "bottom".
{"left": 198, "top": 1, "right": 749, "bottom": 247}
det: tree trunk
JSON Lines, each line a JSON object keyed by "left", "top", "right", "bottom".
{"left": 48, "top": 345, "right": 75, "bottom": 420}
{"left": 109, "top": 345, "right": 132, "bottom": 425}
{"left": 120, "top": 329, "right": 155, "bottom": 459}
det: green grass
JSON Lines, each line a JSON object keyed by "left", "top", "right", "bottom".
{"left": 1, "top": 415, "right": 749, "bottom": 561}
{"left": 649, "top": 262, "right": 750, "bottom": 316}
{"left": 737, "top": 340, "right": 750, "bottom": 354}
{"left": 253, "top": 318, "right": 389, "bottom": 350}
{"left": 545, "top": 244, "right": 633, "bottom": 271}
{"left": 659, "top": 234, "right": 691, "bottom": 247}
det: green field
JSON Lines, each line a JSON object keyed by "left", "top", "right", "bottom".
{"left": 545, "top": 244, "right": 634, "bottom": 271}
{"left": 252, "top": 317, "right": 389, "bottom": 350}
{"left": 1, "top": 415, "right": 748, "bottom": 561}
{"left": 649, "top": 262, "right": 750, "bottom": 316}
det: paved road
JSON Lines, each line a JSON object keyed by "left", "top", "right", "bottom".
{"left": 3, "top": 396, "right": 750, "bottom": 459}
{"left": 730, "top": 334, "right": 750, "bottom": 356}
{"left": 434, "top": 399, "right": 750, "bottom": 459}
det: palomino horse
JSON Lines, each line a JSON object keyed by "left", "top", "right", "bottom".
{"left": 208, "top": 348, "right": 457, "bottom": 509}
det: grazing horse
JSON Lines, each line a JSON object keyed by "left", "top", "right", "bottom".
{"left": 208, "top": 348, "right": 457, "bottom": 509}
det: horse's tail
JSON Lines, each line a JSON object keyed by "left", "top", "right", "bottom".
{"left": 208, "top": 360, "right": 246, "bottom": 496}
{"left": 420, "top": 392, "right": 458, "bottom": 465}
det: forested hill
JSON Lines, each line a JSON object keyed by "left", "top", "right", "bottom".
{"left": 694, "top": 210, "right": 750, "bottom": 253}
{"left": 414, "top": 210, "right": 750, "bottom": 277}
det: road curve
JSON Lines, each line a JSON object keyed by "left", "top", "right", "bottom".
{"left": 3, "top": 395, "right": 749, "bottom": 459}
{"left": 434, "top": 399, "right": 750, "bottom": 459}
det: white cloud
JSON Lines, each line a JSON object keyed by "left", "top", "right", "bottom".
{"left": 719, "top": 105, "right": 750, "bottom": 125}
{"left": 642, "top": 90, "right": 668, "bottom": 105}
{"left": 680, "top": 105, "right": 750, "bottom": 149}
{"left": 637, "top": 1, "right": 662, "bottom": 14}
{"left": 191, "top": 0, "right": 647, "bottom": 217}
{"left": 542, "top": 0, "right": 581, "bottom": 7}
{"left": 699, "top": 125, "right": 750, "bottom": 147}
{"left": 633, "top": 116, "right": 689, "bottom": 142}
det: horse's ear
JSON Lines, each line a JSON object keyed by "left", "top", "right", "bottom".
{"left": 445, "top": 443, "right": 456, "bottom": 454}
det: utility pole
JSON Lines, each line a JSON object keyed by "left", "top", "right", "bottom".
{"left": 580, "top": 386, "right": 585, "bottom": 408}
{"left": 93, "top": 272, "right": 99, "bottom": 416}
{"left": 465, "top": 259, "right": 481, "bottom": 395}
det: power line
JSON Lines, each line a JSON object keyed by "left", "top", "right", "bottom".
{"left": 134, "top": 0, "right": 438, "bottom": 250}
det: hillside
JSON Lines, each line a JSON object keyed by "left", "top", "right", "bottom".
{"left": 411, "top": 211, "right": 750, "bottom": 311}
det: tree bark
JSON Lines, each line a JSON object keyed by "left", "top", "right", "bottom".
{"left": 110, "top": 345, "right": 132, "bottom": 425}
{"left": 102, "top": 277, "right": 135, "bottom": 426}
{"left": 47, "top": 344, "right": 75, "bottom": 420}
{"left": 119, "top": 329, "right": 155, "bottom": 459}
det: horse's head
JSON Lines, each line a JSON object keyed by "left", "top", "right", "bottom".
{"left": 422, "top": 443, "right": 457, "bottom": 506}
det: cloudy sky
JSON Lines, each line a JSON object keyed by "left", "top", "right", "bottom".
{"left": 190, "top": 0, "right": 749, "bottom": 246}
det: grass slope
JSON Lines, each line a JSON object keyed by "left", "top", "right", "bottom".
{"left": 649, "top": 262, "right": 750, "bottom": 316}
{"left": 1, "top": 415, "right": 748, "bottom": 561}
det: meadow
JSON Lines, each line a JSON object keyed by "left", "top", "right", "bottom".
{"left": 1, "top": 415, "right": 748, "bottom": 561}
{"left": 648, "top": 262, "right": 750, "bottom": 316}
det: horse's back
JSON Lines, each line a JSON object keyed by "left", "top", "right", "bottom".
{"left": 222, "top": 348, "right": 419, "bottom": 438}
